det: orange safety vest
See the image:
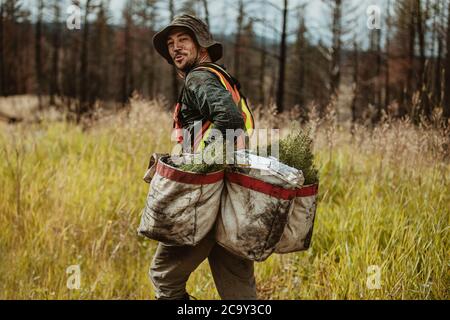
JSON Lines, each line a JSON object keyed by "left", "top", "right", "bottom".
{"left": 173, "top": 63, "right": 255, "bottom": 152}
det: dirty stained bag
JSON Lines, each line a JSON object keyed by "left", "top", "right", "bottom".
{"left": 275, "top": 184, "right": 319, "bottom": 253}
{"left": 215, "top": 168, "right": 298, "bottom": 262}
{"left": 138, "top": 154, "right": 224, "bottom": 246}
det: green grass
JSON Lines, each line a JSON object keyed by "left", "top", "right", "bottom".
{"left": 0, "top": 100, "right": 448, "bottom": 300}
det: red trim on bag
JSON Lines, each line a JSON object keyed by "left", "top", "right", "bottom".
{"left": 226, "top": 172, "right": 297, "bottom": 200}
{"left": 156, "top": 160, "right": 224, "bottom": 185}
{"left": 296, "top": 184, "right": 319, "bottom": 197}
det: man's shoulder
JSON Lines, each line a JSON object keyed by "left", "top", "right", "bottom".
{"left": 185, "top": 68, "right": 219, "bottom": 88}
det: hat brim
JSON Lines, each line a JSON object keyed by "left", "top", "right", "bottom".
{"left": 153, "top": 25, "right": 223, "bottom": 65}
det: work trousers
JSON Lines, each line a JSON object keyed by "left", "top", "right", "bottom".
{"left": 150, "top": 231, "right": 257, "bottom": 300}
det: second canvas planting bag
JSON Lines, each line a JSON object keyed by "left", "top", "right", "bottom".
{"left": 215, "top": 168, "right": 299, "bottom": 261}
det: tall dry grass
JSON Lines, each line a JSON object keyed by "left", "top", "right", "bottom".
{"left": 0, "top": 96, "right": 448, "bottom": 299}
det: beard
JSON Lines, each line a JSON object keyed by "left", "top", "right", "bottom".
{"left": 179, "top": 60, "right": 195, "bottom": 72}
{"left": 175, "top": 58, "right": 198, "bottom": 74}
{"left": 173, "top": 49, "right": 209, "bottom": 73}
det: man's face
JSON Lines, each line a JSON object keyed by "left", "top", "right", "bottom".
{"left": 167, "top": 28, "right": 199, "bottom": 71}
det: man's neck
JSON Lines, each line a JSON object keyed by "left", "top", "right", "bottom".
{"left": 197, "top": 55, "right": 212, "bottom": 65}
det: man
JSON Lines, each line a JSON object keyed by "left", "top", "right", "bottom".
{"left": 150, "top": 14, "right": 257, "bottom": 300}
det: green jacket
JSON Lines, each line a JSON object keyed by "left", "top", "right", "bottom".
{"left": 178, "top": 65, "right": 245, "bottom": 146}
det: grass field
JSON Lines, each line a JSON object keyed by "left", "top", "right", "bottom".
{"left": 0, "top": 96, "right": 449, "bottom": 299}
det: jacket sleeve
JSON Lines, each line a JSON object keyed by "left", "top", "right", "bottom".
{"left": 185, "top": 70, "right": 245, "bottom": 135}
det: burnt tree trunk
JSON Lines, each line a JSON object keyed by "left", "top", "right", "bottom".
{"left": 78, "top": 0, "right": 91, "bottom": 121}
{"left": 234, "top": 0, "right": 244, "bottom": 80}
{"left": 148, "top": 3, "right": 156, "bottom": 99}
{"left": 375, "top": 28, "right": 382, "bottom": 122}
{"left": 432, "top": 0, "right": 443, "bottom": 107}
{"left": 0, "top": 3, "right": 4, "bottom": 96}
{"left": 416, "top": 0, "right": 426, "bottom": 79}
{"left": 35, "top": 0, "right": 44, "bottom": 110}
{"left": 444, "top": 1, "right": 450, "bottom": 119}
{"left": 351, "top": 39, "right": 359, "bottom": 123}
{"left": 259, "top": 31, "right": 266, "bottom": 106}
{"left": 122, "top": 1, "right": 134, "bottom": 106}
{"left": 276, "top": 0, "right": 288, "bottom": 113}
{"left": 385, "top": 0, "right": 391, "bottom": 110}
{"left": 406, "top": 2, "right": 416, "bottom": 116}
{"left": 169, "top": 0, "right": 179, "bottom": 103}
{"left": 296, "top": 15, "right": 306, "bottom": 108}
{"left": 201, "top": 0, "right": 209, "bottom": 27}
{"left": 330, "top": 0, "right": 342, "bottom": 98}
{"left": 50, "top": 0, "right": 61, "bottom": 107}
{"left": 416, "top": 0, "right": 430, "bottom": 118}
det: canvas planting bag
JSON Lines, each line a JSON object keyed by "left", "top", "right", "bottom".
{"left": 215, "top": 168, "right": 298, "bottom": 262}
{"left": 138, "top": 154, "right": 224, "bottom": 246}
{"left": 275, "top": 184, "right": 319, "bottom": 253}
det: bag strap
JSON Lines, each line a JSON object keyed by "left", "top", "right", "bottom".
{"left": 192, "top": 63, "right": 242, "bottom": 90}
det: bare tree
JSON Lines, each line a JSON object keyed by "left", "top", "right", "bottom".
{"left": 416, "top": 0, "right": 426, "bottom": 79}
{"left": 369, "top": 26, "right": 382, "bottom": 121}
{"left": 2, "top": 0, "right": 25, "bottom": 95}
{"left": 444, "top": 1, "right": 450, "bottom": 119}
{"left": 61, "top": 12, "right": 79, "bottom": 110}
{"left": 275, "top": 0, "right": 288, "bottom": 113}
{"left": 49, "top": 0, "right": 61, "bottom": 107}
{"left": 258, "top": 10, "right": 267, "bottom": 106}
{"left": 91, "top": 1, "right": 111, "bottom": 102}
{"left": 432, "top": 0, "right": 443, "bottom": 107}
{"left": 135, "top": 0, "right": 158, "bottom": 99}
{"left": 407, "top": 1, "right": 416, "bottom": 111}
{"left": 121, "top": 0, "right": 135, "bottom": 106}
{"left": 201, "top": 0, "right": 209, "bottom": 27}
{"left": 35, "top": 0, "right": 44, "bottom": 110}
{"left": 295, "top": 12, "right": 306, "bottom": 108}
{"left": 393, "top": 0, "right": 417, "bottom": 114}
{"left": 78, "top": 0, "right": 92, "bottom": 121}
{"left": 234, "top": 0, "right": 244, "bottom": 79}
{"left": 147, "top": 1, "right": 157, "bottom": 99}
{"left": 330, "top": 0, "right": 342, "bottom": 97}
{"left": 385, "top": 0, "right": 391, "bottom": 109}
{"left": 169, "top": 0, "right": 179, "bottom": 103}
{"left": 0, "top": 2, "right": 4, "bottom": 96}
{"left": 351, "top": 37, "right": 359, "bottom": 123}
{"left": 416, "top": 0, "right": 430, "bottom": 118}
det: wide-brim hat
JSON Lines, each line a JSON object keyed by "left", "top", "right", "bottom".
{"left": 153, "top": 14, "right": 223, "bottom": 65}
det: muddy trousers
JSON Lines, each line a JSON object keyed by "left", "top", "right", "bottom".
{"left": 150, "top": 233, "right": 257, "bottom": 300}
